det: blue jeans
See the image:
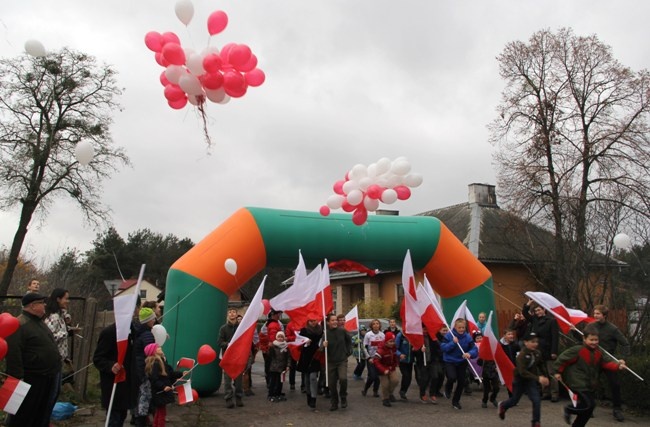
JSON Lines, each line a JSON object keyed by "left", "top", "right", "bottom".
{"left": 501, "top": 377, "right": 541, "bottom": 423}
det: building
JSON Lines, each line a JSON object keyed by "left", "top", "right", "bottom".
{"left": 105, "top": 279, "right": 162, "bottom": 302}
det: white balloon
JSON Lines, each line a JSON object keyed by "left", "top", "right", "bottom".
{"left": 24, "top": 39, "right": 46, "bottom": 57}
{"left": 403, "top": 173, "right": 423, "bottom": 188}
{"left": 186, "top": 53, "right": 206, "bottom": 76}
{"left": 613, "top": 233, "right": 632, "bottom": 250}
{"left": 364, "top": 197, "right": 379, "bottom": 212}
{"left": 179, "top": 74, "right": 203, "bottom": 96}
{"left": 347, "top": 189, "right": 364, "bottom": 206}
{"left": 224, "top": 258, "right": 237, "bottom": 275}
{"left": 74, "top": 141, "right": 94, "bottom": 166}
{"left": 391, "top": 158, "right": 411, "bottom": 176}
{"left": 359, "top": 177, "right": 373, "bottom": 191}
{"left": 174, "top": 0, "right": 194, "bottom": 26}
{"left": 342, "top": 180, "right": 359, "bottom": 194}
{"left": 381, "top": 188, "right": 398, "bottom": 204}
{"left": 384, "top": 173, "right": 402, "bottom": 188}
{"left": 152, "top": 324, "right": 167, "bottom": 346}
{"left": 205, "top": 88, "right": 226, "bottom": 103}
{"left": 326, "top": 194, "right": 345, "bottom": 209}
{"left": 375, "top": 157, "right": 392, "bottom": 175}
{"left": 165, "top": 65, "right": 186, "bottom": 85}
{"left": 187, "top": 94, "right": 203, "bottom": 106}
{"left": 367, "top": 163, "right": 378, "bottom": 178}
{"left": 349, "top": 164, "right": 368, "bottom": 181}
{"left": 218, "top": 94, "right": 231, "bottom": 105}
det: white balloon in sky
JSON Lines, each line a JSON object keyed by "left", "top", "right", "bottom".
{"left": 391, "top": 158, "right": 411, "bottom": 176}
{"left": 613, "top": 233, "right": 632, "bottom": 250}
{"left": 186, "top": 53, "right": 206, "bottom": 76}
{"left": 175, "top": 0, "right": 194, "bottom": 26}
{"left": 74, "top": 141, "right": 94, "bottom": 166}
{"left": 326, "top": 194, "right": 344, "bottom": 209}
{"left": 381, "top": 189, "right": 398, "bottom": 204}
{"left": 375, "top": 157, "right": 391, "bottom": 175}
{"left": 347, "top": 189, "right": 364, "bottom": 206}
{"left": 25, "top": 39, "right": 46, "bottom": 57}
{"left": 403, "top": 173, "right": 423, "bottom": 188}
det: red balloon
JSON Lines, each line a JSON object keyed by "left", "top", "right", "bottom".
{"left": 245, "top": 69, "right": 265, "bottom": 87}
{"left": 202, "top": 54, "right": 222, "bottom": 73}
{"left": 319, "top": 205, "right": 331, "bottom": 216}
{"left": 162, "top": 43, "right": 186, "bottom": 66}
{"left": 238, "top": 54, "right": 258, "bottom": 73}
{"left": 262, "top": 299, "right": 271, "bottom": 315}
{"left": 0, "top": 313, "right": 19, "bottom": 338}
{"left": 228, "top": 45, "right": 252, "bottom": 68}
{"left": 144, "top": 31, "right": 163, "bottom": 53}
{"left": 164, "top": 84, "right": 186, "bottom": 102}
{"left": 219, "top": 43, "right": 237, "bottom": 64}
{"left": 168, "top": 97, "right": 188, "bottom": 110}
{"left": 197, "top": 344, "right": 217, "bottom": 365}
{"left": 200, "top": 73, "right": 224, "bottom": 90}
{"left": 341, "top": 200, "right": 354, "bottom": 213}
{"left": 155, "top": 52, "right": 170, "bottom": 67}
{"left": 394, "top": 185, "right": 411, "bottom": 200}
{"left": 333, "top": 180, "right": 345, "bottom": 195}
{"left": 352, "top": 207, "right": 368, "bottom": 226}
{"left": 366, "top": 184, "right": 383, "bottom": 200}
{"left": 0, "top": 337, "right": 6, "bottom": 361}
{"left": 223, "top": 70, "right": 246, "bottom": 96}
{"left": 207, "top": 10, "right": 228, "bottom": 35}
{"left": 160, "top": 71, "right": 170, "bottom": 87}
{"left": 191, "top": 388, "right": 199, "bottom": 402}
{"left": 161, "top": 32, "right": 181, "bottom": 46}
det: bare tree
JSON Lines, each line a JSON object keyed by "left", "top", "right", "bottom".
{"left": 0, "top": 48, "right": 129, "bottom": 295}
{"left": 489, "top": 28, "right": 650, "bottom": 305}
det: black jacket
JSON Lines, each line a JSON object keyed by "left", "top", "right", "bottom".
{"left": 93, "top": 323, "right": 134, "bottom": 411}
{"left": 523, "top": 302, "right": 559, "bottom": 360}
{"left": 149, "top": 360, "right": 182, "bottom": 407}
{"left": 133, "top": 323, "right": 155, "bottom": 384}
{"left": 6, "top": 311, "right": 61, "bottom": 378}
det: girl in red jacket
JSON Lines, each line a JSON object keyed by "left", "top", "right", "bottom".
{"left": 373, "top": 332, "right": 400, "bottom": 407}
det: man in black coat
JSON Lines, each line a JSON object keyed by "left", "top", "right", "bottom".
{"left": 522, "top": 300, "right": 559, "bottom": 401}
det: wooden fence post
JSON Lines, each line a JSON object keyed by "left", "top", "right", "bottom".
{"left": 74, "top": 297, "right": 97, "bottom": 399}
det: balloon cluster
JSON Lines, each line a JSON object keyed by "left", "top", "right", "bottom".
{"left": 145, "top": 0, "right": 265, "bottom": 112}
{"left": 0, "top": 313, "right": 20, "bottom": 361}
{"left": 320, "top": 157, "right": 423, "bottom": 226}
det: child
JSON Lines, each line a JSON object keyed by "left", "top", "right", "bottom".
{"left": 373, "top": 332, "right": 399, "bottom": 407}
{"left": 268, "top": 331, "right": 290, "bottom": 402}
{"left": 478, "top": 333, "right": 500, "bottom": 408}
{"left": 414, "top": 324, "right": 442, "bottom": 404}
{"left": 441, "top": 318, "right": 478, "bottom": 410}
{"left": 554, "top": 324, "right": 627, "bottom": 426}
{"left": 497, "top": 332, "right": 549, "bottom": 427}
{"left": 144, "top": 343, "right": 184, "bottom": 427}
{"left": 500, "top": 328, "right": 520, "bottom": 398}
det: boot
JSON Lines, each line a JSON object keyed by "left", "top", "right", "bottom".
{"left": 309, "top": 397, "right": 316, "bottom": 409}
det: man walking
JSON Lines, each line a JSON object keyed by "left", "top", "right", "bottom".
{"left": 323, "top": 313, "right": 352, "bottom": 411}
{"left": 522, "top": 299, "right": 559, "bottom": 401}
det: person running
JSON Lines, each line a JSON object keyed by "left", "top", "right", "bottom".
{"left": 394, "top": 330, "right": 415, "bottom": 400}
{"left": 374, "top": 332, "right": 399, "bottom": 407}
{"left": 362, "top": 319, "right": 384, "bottom": 398}
{"left": 441, "top": 318, "right": 477, "bottom": 410}
{"left": 323, "top": 313, "right": 352, "bottom": 411}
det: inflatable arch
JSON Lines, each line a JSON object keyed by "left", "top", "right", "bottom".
{"left": 163, "top": 207, "right": 495, "bottom": 394}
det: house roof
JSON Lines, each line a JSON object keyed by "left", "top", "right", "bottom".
{"left": 118, "top": 279, "right": 138, "bottom": 290}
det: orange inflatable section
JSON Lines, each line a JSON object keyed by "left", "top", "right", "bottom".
{"left": 170, "top": 208, "right": 267, "bottom": 296}
{"left": 421, "top": 222, "right": 491, "bottom": 298}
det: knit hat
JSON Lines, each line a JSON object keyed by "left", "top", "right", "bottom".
{"left": 384, "top": 332, "right": 395, "bottom": 342}
{"left": 523, "top": 331, "right": 538, "bottom": 341}
{"left": 144, "top": 343, "right": 159, "bottom": 357}
{"left": 275, "top": 331, "right": 286, "bottom": 340}
{"left": 139, "top": 307, "right": 156, "bottom": 324}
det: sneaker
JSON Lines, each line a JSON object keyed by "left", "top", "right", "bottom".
{"left": 277, "top": 396, "right": 287, "bottom": 401}
{"left": 341, "top": 398, "right": 347, "bottom": 409}
{"left": 482, "top": 402, "right": 488, "bottom": 408}
{"left": 382, "top": 399, "right": 391, "bottom": 407}
{"left": 290, "top": 384, "right": 296, "bottom": 390}
{"left": 498, "top": 401, "right": 506, "bottom": 420}
{"left": 532, "top": 423, "right": 540, "bottom": 427}
{"left": 452, "top": 402, "right": 462, "bottom": 410}
{"left": 244, "top": 390, "right": 254, "bottom": 396}
{"left": 551, "top": 397, "right": 559, "bottom": 403}
{"left": 613, "top": 409, "right": 624, "bottom": 422}
{"left": 389, "top": 394, "right": 397, "bottom": 402}
{"left": 443, "top": 390, "right": 450, "bottom": 399}
{"left": 399, "top": 391, "right": 408, "bottom": 400}
{"left": 330, "top": 403, "right": 338, "bottom": 411}
{"left": 235, "top": 398, "right": 244, "bottom": 407}
{"left": 353, "top": 375, "right": 362, "bottom": 381}
{"left": 420, "top": 395, "right": 429, "bottom": 403}
{"left": 373, "top": 391, "right": 380, "bottom": 398}
{"left": 361, "top": 388, "right": 367, "bottom": 397}
{"left": 226, "top": 399, "right": 235, "bottom": 409}
{"left": 430, "top": 396, "right": 437, "bottom": 404}
{"left": 563, "top": 407, "right": 571, "bottom": 425}
{"left": 490, "top": 398, "right": 498, "bottom": 407}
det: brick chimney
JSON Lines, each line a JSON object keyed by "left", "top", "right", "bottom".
{"left": 468, "top": 183, "right": 498, "bottom": 207}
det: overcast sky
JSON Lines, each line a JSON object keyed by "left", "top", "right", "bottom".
{"left": 1, "top": 0, "right": 649, "bottom": 267}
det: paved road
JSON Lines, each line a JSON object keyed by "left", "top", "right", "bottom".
{"left": 61, "top": 356, "right": 646, "bottom": 427}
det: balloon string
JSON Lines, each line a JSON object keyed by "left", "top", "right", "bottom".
{"left": 157, "top": 281, "right": 205, "bottom": 322}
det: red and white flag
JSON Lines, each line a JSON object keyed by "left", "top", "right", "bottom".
{"left": 451, "top": 300, "right": 478, "bottom": 335}
{"left": 176, "top": 381, "right": 194, "bottom": 405}
{"left": 176, "top": 357, "right": 195, "bottom": 370}
{"left": 400, "top": 250, "right": 424, "bottom": 349}
{"left": 220, "top": 277, "right": 266, "bottom": 380}
{"left": 415, "top": 276, "right": 447, "bottom": 339}
{"left": 0, "top": 376, "right": 30, "bottom": 415}
{"left": 113, "top": 264, "right": 145, "bottom": 383}
{"left": 525, "top": 291, "right": 589, "bottom": 334}
{"left": 344, "top": 305, "right": 359, "bottom": 332}
{"left": 478, "top": 312, "right": 514, "bottom": 392}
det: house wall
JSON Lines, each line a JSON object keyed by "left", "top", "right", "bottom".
{"left": 118, "top": 281, "right": 161, "bottom": 302}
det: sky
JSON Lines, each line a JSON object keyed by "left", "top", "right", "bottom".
{"left": 1, "top": 0, "right": 649, "bottom": 268}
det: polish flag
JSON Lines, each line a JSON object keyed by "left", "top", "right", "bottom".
{"left": 220, "top": 277, "right": 266, "bottom": 380}
{"left": 415, "top": 276, "right": 447, "bottom": 339}
{"left": 478, "top": 312, "right": 514, "bottom": 392}
{"left": 113, "top": 264, "right": 145, "bottom": 383}
{"left": 176, "top": 381, "right": 194, "bottom": 405}
{"left": 0, "top": 376, "right": 30, "bottom": 415}
{"left": 400, "top": 250, "right": 424, "bottom": 349}
{"left": 344, "top": 305, "right": 359, "bottom": 332}
{"left": 451, "top": 300, "right": 478, "bottom": 335}
{"left": 287, "top": 330, "right": 311, "bottom": 361}
{"left": 176, "top": 357, "right": 195, "bottom": 370}
{"left": 525, "top": 292, "right": 589, "bottom": 333}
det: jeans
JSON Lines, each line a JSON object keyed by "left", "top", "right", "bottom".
{"left": 223, "top": 372, "right": 243, "bottom": 400}
{"left": 364, "top": 362, "right": 380, "bottom": 393}
{"left": 398, "top": 362, "right": 413, "bottom": 394}
{"left": 445, "top": 362, "right": 467, "bottom": 405}
{"left": 353, "top": 359, "right": 366, "bottom": 377}
{"left": 501, "top": 378, "right": 542, "bottom": 423}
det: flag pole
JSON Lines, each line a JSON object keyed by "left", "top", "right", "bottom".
{"left": 321, "top": 287, "right": 329, "bottom": 387}
{"left": 104, "top": 382, "right": 117, "bottom": 427}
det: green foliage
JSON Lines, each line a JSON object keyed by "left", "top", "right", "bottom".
{"left": 617, "top": 347, "right": 650, "bottom": 414}
{"left": 356, "top": 298, "right": 390, "bottom": 319}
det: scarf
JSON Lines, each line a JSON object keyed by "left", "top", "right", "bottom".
{"left": 273, "top": 340, "right": 288, "bottom": 352}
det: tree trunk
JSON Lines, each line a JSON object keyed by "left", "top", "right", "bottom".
{"left": 0, "top": 202, "right": 37, "bottom": 296}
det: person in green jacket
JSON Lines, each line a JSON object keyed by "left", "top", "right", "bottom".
{"left": 592, "top": 304, "right": 629, "bottom": 422}
{"left": 553, "top": 324, "right": 627, "bottom": 427}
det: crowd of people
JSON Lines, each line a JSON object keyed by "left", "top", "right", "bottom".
{"left": 1, "top": 279, "right": 632, "bottom": 427}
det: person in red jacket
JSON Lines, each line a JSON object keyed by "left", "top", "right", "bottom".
{"left": 259, "top": 309, "right": 284, "bottom": 388}
{"left": 373, "top": 332, "right": 400, "bottom": 407}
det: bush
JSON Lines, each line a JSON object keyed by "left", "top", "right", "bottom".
{"left": 355, "top": 299, "right": 390, "bottom": 319}
{"left": 618, "top": 348, "right": 650, "bottom": 415}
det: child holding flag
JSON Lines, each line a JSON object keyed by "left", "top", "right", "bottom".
{"left": 144, "top": 343, "right": 185, "bottom": 427}
{"left": 553, "top": 324, "right": 627, "bottom": 426}
{"left": 441, "top": 318, "right": 477, "bottom": 410}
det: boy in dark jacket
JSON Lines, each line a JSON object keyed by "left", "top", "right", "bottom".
{"left": 498, "top": 332, "right": 549, "bottom": 427}
{"left": 553, "top": 325, "right": 627, "bottom": 427}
